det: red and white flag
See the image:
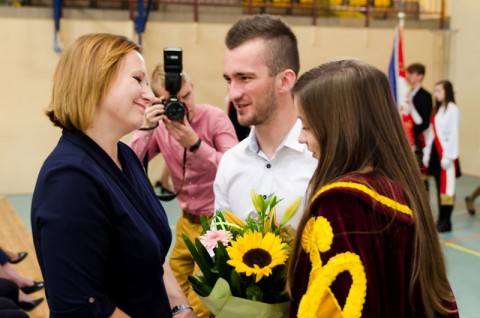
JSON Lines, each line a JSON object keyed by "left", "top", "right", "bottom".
{"left": 388, "top": 24, "right": 415, "bottom": 147}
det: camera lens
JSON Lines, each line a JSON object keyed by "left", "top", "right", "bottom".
{"left": 165, "top": 99, "right": 186, "bottom": 121}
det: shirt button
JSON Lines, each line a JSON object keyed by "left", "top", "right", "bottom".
{"left": 266, "top": 163, "right": 271, "bottom": 168}
{"left": 89, "top": 297, "right": 95, "bottom": 303}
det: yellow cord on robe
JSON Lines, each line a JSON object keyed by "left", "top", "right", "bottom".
{"left": 312, "top": 181, "right": 413, "bottom": 217}
{"left": 299, "top": 217, "right": 367, "bottom": 318}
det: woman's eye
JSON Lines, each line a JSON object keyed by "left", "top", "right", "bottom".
{"left": 133, "top": 76, "right": 142, "bottom": 83}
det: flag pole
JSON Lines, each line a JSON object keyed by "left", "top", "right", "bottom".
{"left": 398, "top": 0, "right": 405, "bottom": 28}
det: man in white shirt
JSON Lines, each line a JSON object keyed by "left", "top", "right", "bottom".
{"left": 214, "top": 14, "right": 317, "bottom": 228}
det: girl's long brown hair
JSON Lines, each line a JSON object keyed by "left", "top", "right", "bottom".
{"left": 286, "top": 59, "right": 455, "bottom": 317}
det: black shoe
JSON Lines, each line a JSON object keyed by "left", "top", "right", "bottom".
{"left": 8, "top": 252, "right": 28, "bottom": 264}
{"left": 21, "top": 281, "right": 44, "bottom": 294}
{"left": 18, "top": 297, "right": 44, "bottom": 311}
{"left": 437, "top": 221, "right": 452, "bottom": 233}
{"left": 465, "top": 196, "right": 476, "bottom": 216}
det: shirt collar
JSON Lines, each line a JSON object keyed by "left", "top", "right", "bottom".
{"left": 411, "top": 86, "right": 421, "bottom": 97}
{"left": 248, "top": 118, "right": 306, "bottom": 154}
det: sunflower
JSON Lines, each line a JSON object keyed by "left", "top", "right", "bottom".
{"left": 226, "top": 231, "right": 288, "bottom": 283}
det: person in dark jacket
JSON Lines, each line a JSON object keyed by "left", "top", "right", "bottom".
{"left": 406, "top": 63, "right": 433, "bottom": 190}
{"left": 31, "top": 33, "right": 196, "bottom": 318}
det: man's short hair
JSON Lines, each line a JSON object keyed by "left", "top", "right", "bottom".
{"left": 225, "top": 14, "right": 299, "bottom": 76}
{"left": 406, "top": 63, "right": 426, "bottom": 75}
{"left": 151, "top": 64, "right": 190, "bottom": 97}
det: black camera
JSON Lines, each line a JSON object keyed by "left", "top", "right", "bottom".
{"left": 163, "top": 47, "right": 186, "bottom": 121}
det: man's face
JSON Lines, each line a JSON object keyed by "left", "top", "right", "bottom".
{"left": 406, "top": 71, "right": 423, "bottom": 88}
{"left": 223, "top": 39, "right": 278, "bottom": 127}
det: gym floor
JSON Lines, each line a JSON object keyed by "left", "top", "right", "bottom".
{"left": 7, "top": 174, "right": 480, "bottom": 317}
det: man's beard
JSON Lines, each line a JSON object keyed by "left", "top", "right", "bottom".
{"left": 237, "top": 83, "right": 277, "bottom": 127}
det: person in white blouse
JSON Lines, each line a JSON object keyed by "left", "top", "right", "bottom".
{"left": 214, "top": 14, "right": 317, "bottom": 228}
{"left": 423, "top": 80, "right": 460, "bottom": 232}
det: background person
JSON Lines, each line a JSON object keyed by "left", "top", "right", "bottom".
{"left": 214, "top": 14, "right": 317, "bottom": 227}
{"left": 0, "top": 249, "right": 43, "bottom": 295}
{"left": 423, "top": 80, "right": 461, "bottom": 233}
{"left": 0, "top": 278, "right": 34, "bottom": 317}
{"left": 31, "top": 33, "right": 195, "bottom": 318}
{"left": 286, "top": 59, "right": 458, "bottom": 318}
{"left": 465, "top": 185, "right": 480, "bottom": 216}
{"left": 0, "top": 246, "right": 27, "bottom": 265}
{"left": 0, "top": 274, "right": 44, "bottom": 312}
{"left": 406, "top": 63, "right": 433, "bottom": 190}
{"left": 227, "top": 100, "right": 250, "bottom": 141}
{"left": 129, "top": 64, "right": 237, "bottom": 318}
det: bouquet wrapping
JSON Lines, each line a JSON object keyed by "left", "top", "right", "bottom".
{"left": 199, "top": 278, "right": 289, "bottom": 318}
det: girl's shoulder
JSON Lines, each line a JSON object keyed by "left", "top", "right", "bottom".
{"left": 311, "top": 173, "right": 413, "bottom": 221}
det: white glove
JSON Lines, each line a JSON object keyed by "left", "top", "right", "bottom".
{"left": 422, "top": 155, "right": 429, "bottom": 168}
{"left": 441, "top": 157, "right": 453, "bottom": 170}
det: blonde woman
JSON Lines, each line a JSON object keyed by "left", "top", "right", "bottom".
{"left": 31, "top": 34, "right": 196, "bottom": 318}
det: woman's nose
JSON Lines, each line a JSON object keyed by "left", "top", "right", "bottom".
{"left": 143, "top": 88, "right": 155, "bottom": 103}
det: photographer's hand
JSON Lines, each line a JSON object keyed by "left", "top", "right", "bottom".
{"left": 163, "top": 116, "right": 199, "bottom": 150}
{"left": 143, "top": 98, "right": 164, "bottom": 129}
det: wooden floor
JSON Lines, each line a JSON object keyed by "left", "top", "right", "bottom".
{"left": 0, "top": 197, "right": 49, "bottom": 317}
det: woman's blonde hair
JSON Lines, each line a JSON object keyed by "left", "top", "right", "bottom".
{"left": 286, "top": 59, "right": 455, "bottom": 317}
{"left": 46, "top": 33, "right": 141, "bottom": 130}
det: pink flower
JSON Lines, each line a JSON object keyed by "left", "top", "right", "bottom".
{"left": 199, "top": 230, "right": 233, "bottom": 250}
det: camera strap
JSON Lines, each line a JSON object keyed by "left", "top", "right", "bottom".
{"left": 143, "top": 148, "right": 187, "bottom": 202}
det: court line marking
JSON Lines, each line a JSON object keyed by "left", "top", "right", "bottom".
{"left": 443, "top": 242, "right": 480, "bottom": 257}
{"left": 442, "top": 233, "right": 480, "bottom": 244}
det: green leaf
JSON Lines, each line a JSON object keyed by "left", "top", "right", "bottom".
{"left": 215, "top": 240, "right": 231, "bottom": 281}
{"left": 246, "top": 284, "right": 264, "bottom": 302}
{"left": 269, "top": 265, "right": 286, "bottom": 283}
{"left": 188, "top": 275, "right": 213, "bottom": 297}
{"left": 230, "top": 269, "right": 243, "bottom": 298}
{"left": 200, "top": 215, "right": 210, "bottom": 233}
{"left": 182, "top": 234, "right": 217, "bottom": 286}
{"left": 195, "top": 237, "right": 215, "bottom": 268}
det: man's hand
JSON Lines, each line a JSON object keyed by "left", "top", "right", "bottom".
{"left": 422, "top": 154, "right": 429, "bottom": 168}
{"left": 163, "top": 115, "right": 199, "bottom": 149}
{"left": 143, "top": 98, "right": 164, "bottom": 128}
{"left": 441, "top": 157, "right": 452, "bottom": 170}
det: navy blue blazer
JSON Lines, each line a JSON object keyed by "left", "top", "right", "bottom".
{"left": 32, "top": 130, "right": 172, "bottom": 317}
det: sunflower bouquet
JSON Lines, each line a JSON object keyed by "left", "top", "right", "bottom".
{"left": 182, "top": 190, "right": 301, "bottom": 318}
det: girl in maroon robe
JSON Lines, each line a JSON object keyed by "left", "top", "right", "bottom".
{"left": 286, "top": 59, "right": 458, "bottom": 318}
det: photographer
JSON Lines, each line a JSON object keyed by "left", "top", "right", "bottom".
{"left": 129, "top": 63, "right": 238, "bottom": 318}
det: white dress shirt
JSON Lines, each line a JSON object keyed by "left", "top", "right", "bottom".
{"left": 213, "top": 119, "right": 317, "bottom": 228}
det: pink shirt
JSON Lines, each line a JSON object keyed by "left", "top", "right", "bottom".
{"left": 129, "top": 104, "right": 238, "bottom": 216}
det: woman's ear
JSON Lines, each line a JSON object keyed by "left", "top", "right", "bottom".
{"left": 277, "top": 69, "right": 297, "bottom": 94}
